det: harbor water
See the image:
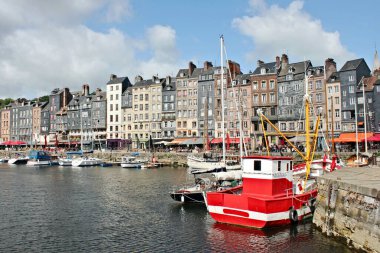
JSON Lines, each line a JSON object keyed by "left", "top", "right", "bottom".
{"left": 0, "top": 164, "right": 353, "bottom": 252}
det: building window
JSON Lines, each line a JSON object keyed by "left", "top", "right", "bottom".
{"left": 316, "top": 80, "right": 322, "bottom": 89}
{"left": 261, "top": 81, "right": 267, "bottom": 89}
{"left": 349, "top": 86, "right": 354, "bottom": 93}
{"left": 253, "top": 82, "right": 258, "bottom": 90}
{"left": 269, "top": 80, "right": 275, "bottom": 89}
{"left": 349, "top": 75, "right": 354, "bottom": 82}
{"left": 335, "top": 109, "right": 340, "bottom": 117}
{"left": 280, "top": 123, "right": 286, "bottom": 131}
{"left": 335, "top": 97, "right": 339, "bottom": 104}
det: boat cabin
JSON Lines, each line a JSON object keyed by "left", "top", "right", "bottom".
{"left": 241, "top": 155, "right": 294, "bottom": 197}
{"left": 28, "top": 150, "right": 51, "bottom": 160}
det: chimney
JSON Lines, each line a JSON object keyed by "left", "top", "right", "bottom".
{"left": 276, "top": 56, "right": 280, "bottom": 69}
{"left": 257, "top": 60, "right": 264, "bottom": 67}
{"left": 203, "top": 61, "right": 213, "bottom": 70}
{"left": 228, "top": 60, "right": 241, "bottom": 79}
{"left": 166, "top": 76, "right": 171, "bottom": 84}
{"left": 82, "top": 84, "right": 89, "bottom": 96}
{"left": 324, "top": 58, "right": 337, "bottom": 79}
{"left": 96, "top": 88, "right": 102, "bottom": 95}
{"left": 188, "top": 61, "right": 196, "bottom": 76}
{"left": 110, "top": 74, "right": 117, "bottom": 81}
{"left": 281, "top": 54, "right": 288, "bottom": 70}
{"left": 135, "top": 75, "right": 143, "bottom": 83}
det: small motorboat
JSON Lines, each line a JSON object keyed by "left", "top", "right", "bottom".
{"left": 121, "top": 156, "right": 143, "bottom": 168}
{"left": 8, "top": 156, "right": 29, "bottom": 165}
{"left": 0, "top": 157, "right": 10, "bottom": 163}
{"left": 72, "top": 157, "right": 103, "bottom": 167}
{"left": 58, "top": 151, "right": 83, "bottom": 166}
{"left": 170, "top": 171, "right": 242, "bottom": 204}
{"left": 26, "top": 150, "right": 52, "bottom": 166}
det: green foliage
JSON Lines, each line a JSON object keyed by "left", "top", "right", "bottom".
{"left": 0, "top": 98, "right": 14, "bottom": 108}
{"left": 31, "top": 95, "right": 49, "bottom": 102}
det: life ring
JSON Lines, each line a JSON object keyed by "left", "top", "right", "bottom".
{"left": 308, "top": 197, "right": 316, "bottom": 213}
{"left": 289, "top": 208, "right": 298, "bottom": 223}
{"left": 195, "top": 184, "right": 201, "bottom": 190}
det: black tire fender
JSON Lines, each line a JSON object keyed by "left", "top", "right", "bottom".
{"left": 289, "top": 208, "right": 298, "bottom": 223}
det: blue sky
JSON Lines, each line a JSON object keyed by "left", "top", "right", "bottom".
{"left": 0, "top": 0, "right": 379, "bottom": 98}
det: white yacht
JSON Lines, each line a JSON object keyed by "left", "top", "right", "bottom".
{"left": 72, "top": 157, "right": 103, "bottom": 167}
{"left": 120, "top": 156, "right": 143, "bottom": 168}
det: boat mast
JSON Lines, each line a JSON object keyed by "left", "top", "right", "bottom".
{"left": 331, "top": 96, "right": 335, "bottom": 154}
{"left": 220, "top": 35, "right": 226, "bottom": 163}
{"left": 80, "top": 106, "right": 83, "bottom": 151}
{"left": 204, "top": 92, "right": 209, "bottom": 151}
{"left": 361, "top": 77, "right": 368, "bottom": 153}
{"left": 304, "top": 72, "right": 311, "bottom": 181}
{"left": 355, "top": 101, "right": 359, "bottom": 163}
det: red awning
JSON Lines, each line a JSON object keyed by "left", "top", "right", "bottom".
{"left": 367, "top": 133, "right": 380, "bottom": 142}
{"left": 332, "top": 132, "right": 374, "bottom": 143}
{"left": 211, "top": 137, "right": 251, "bottom": 144}
{"left": 0, "top": 140, "right": 27, "bottom": 145}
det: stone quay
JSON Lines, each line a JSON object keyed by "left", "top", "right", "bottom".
{"left": 313, "top": 166, "right": 380, "bottom": 253}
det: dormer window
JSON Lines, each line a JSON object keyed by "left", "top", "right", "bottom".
{"left": 286, "top": 74, "right": 293, "bottom": 81}
{"left": 242, "top": 80, "right": 247, "bottom": 85}
{"left": 288, "top": 67, "right": 294, "bottom": 73}
{"left": 261, "top": 68, "right": 266, "bottom": 75}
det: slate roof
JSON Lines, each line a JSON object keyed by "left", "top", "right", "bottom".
{"left": 339, "top": 58, "right": 364, "bottom": 72}
{"left": 327, "top": 72, "right": 340, "bottom": 83}
{"left": 107, "top": 76, "right": 128, "bottom": 85}
{"left": 252, "top": 62, "right": 277, "bottom": 75}
{"left": 278, "top": 60, "right": 311, "bottom": 77}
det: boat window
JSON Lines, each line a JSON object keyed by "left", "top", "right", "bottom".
{"left": 277, "top": 161, "right": 281, "bottom": 171}
{"left": 290, "top": 161, "right": 293, "bottom": 170}
{"left": 286, "top": 163, "right": 289, "bottom": 171}
{"left": 254, "top": 160, "right": 261, "bottom": 171}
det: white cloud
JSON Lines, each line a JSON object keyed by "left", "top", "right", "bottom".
{"left": 0, "top": 1, "right": 180, "bottom": 98}
{"left": 233, "top": 0, "right": 355, "bottom": 67}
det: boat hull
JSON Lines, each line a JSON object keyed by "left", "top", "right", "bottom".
{"left": 72, "top": 158, "right": 102, "bottom": 167}
{"left": 8, "top": 158, "right": 28, "bottom": 164}
{"left": 58, "top": 159, "right": 72, "bottom": 166}
{"left": 27, "top": 160, "right": 51, "bottom": 166}
{"left": 206, "top": 189, "right": 317, "bottom": 229}
{"left": 170, "top": 191, "right": 205, "bottom": 203}
{"left": 121, "top": 163, "right": 142, "bottom": 168}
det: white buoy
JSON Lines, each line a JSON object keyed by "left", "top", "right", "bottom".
{"left": 181, "top": 195, "right": 185, "bottom": 203}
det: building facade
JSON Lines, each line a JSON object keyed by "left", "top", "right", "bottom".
{"left": 161, "top": 76, "right": 176, "bottom": 140}
{"left": 250, "top": 59, "right": 279, "bottom": 147}
{"left": 339, "top": 59, "right": 371, "bottom": 132}
{"left": 106, "top": 74, "right": 131, "bottom": 149}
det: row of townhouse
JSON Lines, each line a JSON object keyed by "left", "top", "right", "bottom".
{"left": 1, "top": 52, "right": 380, "bottom": 150}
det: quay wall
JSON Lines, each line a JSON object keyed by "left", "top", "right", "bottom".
{"left": 313, "top": 166, "right": 380, "bottom": 253}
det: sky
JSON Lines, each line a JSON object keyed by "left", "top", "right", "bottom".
{"left": 0, "top": 0, "right": 379, "bottom": 99}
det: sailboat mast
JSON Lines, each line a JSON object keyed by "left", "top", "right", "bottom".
{"left": 362, "top": 78, "right": 368, "bottom": 153}
{"left": 220, "top": 35, "right": 226, "bottom": 163}
{"left": 331, "top": 96, "right": 335, "bottom": 154}
{"left": 355, "top": 101, "right": 359, "bottom": 163}
{"left": 204, "top": 93, "right": 209, "bottom": 150}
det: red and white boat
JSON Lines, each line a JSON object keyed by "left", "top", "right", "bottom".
{"left": 205, "top": 155, "right": 317, "bottom": 229}
{"left": 293, "top": 153, "right": 343, "bottom": 177}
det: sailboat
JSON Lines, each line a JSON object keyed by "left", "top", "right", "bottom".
{"left": 187, "top": 36, "right": 241, "bottom": 174}
{"left": 205, "top": 64, "right": 320, "bottom": 229}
